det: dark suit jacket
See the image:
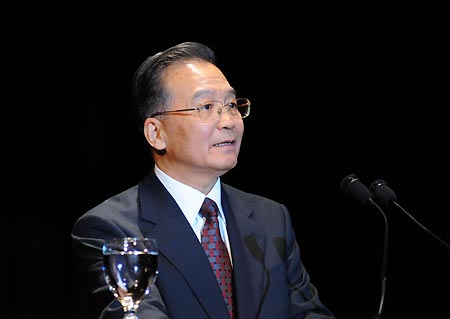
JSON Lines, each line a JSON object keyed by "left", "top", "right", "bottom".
{"left": 72, "top": 169, "right": 335, "bottom": 319}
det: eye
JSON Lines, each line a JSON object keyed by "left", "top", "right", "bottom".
{"left": 227, "top": 101, "right": 237, "bottom": 109}
{"left": 201, "top": 102, "right": 215, "bottom": 111}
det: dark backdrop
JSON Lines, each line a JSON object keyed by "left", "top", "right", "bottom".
{"left": 7, "top": 7, "right": 449, "bottom": 319}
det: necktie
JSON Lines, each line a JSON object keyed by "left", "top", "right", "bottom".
{"left": 200, "top": 197, "right": 234, "bottom": 319}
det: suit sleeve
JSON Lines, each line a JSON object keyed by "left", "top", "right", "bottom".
{"left": 281, "top": 205, "right": 336, "bottom": 319}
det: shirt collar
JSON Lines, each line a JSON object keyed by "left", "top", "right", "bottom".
{"left": 154, "top": 165, "right": 223, "bottom": 224}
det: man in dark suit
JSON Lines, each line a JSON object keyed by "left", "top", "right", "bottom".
{"left": 72, "top": 41, "right": 335, "bottom": 319}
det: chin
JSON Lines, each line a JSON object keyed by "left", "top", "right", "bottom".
{"left": 212, "top": 160, "right": 238, "bottom": 174}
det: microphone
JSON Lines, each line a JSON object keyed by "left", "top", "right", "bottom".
{"left": 244, "top": 235, "right": 270, "bottom": 318}
{"left": 340, "top": 174, "right": 388, "bottom": 319}
{"left": 370, "top": 179, "right": 450, "bottom": 251}
{"left": 340, "top": 173, "right": 373, "bottom": 206}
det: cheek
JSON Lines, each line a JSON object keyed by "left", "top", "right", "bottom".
{"left": 236, "top": 122, "right": 245, "bottom": 143}
{"left": 171, "top": 123, "right": 211, "bottom": 150}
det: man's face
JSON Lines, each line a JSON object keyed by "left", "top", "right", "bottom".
{"left": 149, "top": 60, "right": 245, "bottom": 185}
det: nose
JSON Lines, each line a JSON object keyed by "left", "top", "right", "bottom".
{"left": 217, "top": 105, "right": 234, "bottom": 117}
{"left": 216, "top": 105, "right": 236, "bottom": 128}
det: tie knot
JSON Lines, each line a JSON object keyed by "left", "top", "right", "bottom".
{"left": 200, "top": 197, "right": 219, "bottom": 219}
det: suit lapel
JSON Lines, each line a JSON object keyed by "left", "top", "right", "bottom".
{"left": 137, "top": 171, "right": 230, "bottom": 318}
{"left": 222, "top": 187, "right": 266, "bottom": 319}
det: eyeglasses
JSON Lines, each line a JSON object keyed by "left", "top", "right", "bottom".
{"left": 149, "top": 98, "right": 251, "bottom": 122}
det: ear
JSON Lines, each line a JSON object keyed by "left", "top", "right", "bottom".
{"left": 143, "top": 117, "right": 166, "bottom": 150}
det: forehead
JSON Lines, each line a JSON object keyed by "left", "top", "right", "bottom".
{"left": 164, "top": 60, "right": 230, "bottom": 90}
{"left": 162, "top": 60, "right": 237, "bottom": 105}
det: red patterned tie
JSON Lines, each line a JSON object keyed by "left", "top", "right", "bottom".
{"left": 200, "top": 197, "right": 234, "bottom": 319}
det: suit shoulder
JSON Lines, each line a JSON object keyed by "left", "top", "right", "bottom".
{"left": 80, "top": 184, "right": 139, "bottom": 220}
{"left": 222, "top": 183, "right": 284, "bottom": 209}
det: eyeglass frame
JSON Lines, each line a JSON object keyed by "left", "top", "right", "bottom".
{"left": 148, "top": 98, "right": 251, "bottom": 121}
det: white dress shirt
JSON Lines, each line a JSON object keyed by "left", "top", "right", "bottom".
{"left": 154, "top": 165, "right": 232, "bottom": 261}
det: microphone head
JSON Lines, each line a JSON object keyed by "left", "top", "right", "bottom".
{"left": 369, "top": 179, "right": 397, "bottom": 207}
{"left": 340, "top": 173, "right": 373, "bottom": 206}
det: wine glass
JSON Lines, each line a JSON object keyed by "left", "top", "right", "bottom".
{"left": 102, "top": 237, "right": 158, "bottom": 319}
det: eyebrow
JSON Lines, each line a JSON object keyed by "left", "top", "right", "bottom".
{"left": 192, "top": 88, "right": 237, "bottom": 100}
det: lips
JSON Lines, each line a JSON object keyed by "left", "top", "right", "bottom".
{"left": 213, "top": 141, "right": 233, "bottom": 147}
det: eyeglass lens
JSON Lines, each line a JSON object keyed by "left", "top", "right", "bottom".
{"left": 199, "top": 99, "right": 250, "bottom": 121}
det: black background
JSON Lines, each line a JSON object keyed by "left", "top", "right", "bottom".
{"left": 7, "top": 6, "right": 449, "bottom": 319}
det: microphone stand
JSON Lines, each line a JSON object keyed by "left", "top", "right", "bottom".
{"left": 368, "top": 198, "right": 389, "bottom": 319}
{"left": 341, "top": 174, "right": 390, "bottom": 318}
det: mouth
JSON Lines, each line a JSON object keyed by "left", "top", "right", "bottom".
{"left": 213, "top": 140, "right": 234, "bottom": 147}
